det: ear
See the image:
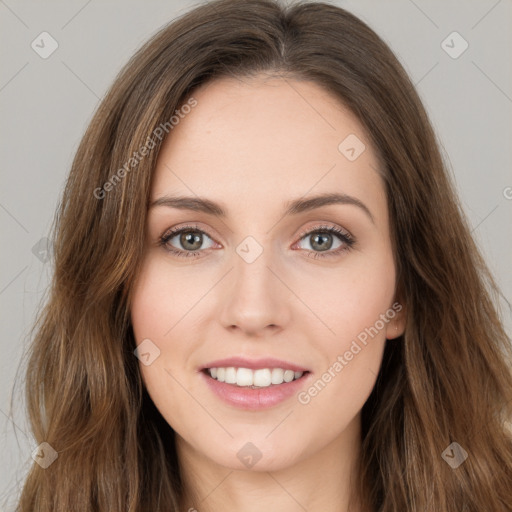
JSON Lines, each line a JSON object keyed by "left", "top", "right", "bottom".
{"left": 385, "top": 299, "right": 406, "bottom": 340}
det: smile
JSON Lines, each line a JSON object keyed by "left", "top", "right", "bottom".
{"left": 205, "top": 367, "right": 306, "bottom": 388}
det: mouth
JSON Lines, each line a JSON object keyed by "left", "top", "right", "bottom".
{"left": 199, "top": 357, "right": 312, "bottom": 409}
{"left": 202, "top": 366, "right": 310, "bottom": 388}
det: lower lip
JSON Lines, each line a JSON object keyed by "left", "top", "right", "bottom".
{"left": 200, "top": 370, "right": 311, "bottom": 410}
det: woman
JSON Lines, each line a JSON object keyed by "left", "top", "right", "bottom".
{"left": 15, "top": 0, "right": 512, "bottom": 510}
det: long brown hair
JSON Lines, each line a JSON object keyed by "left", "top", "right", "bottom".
{"left": 13, "top": 0, "right": 512, "bottom": 510}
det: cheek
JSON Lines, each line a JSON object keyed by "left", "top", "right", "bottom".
{"left": 295, "top": 269, "right": 393, "bottom": 440}
{"left": 298, "top": 248, "right": 395, "bottom": 404}
{"left": 340, "top": 256, "right": 396, "bottom": 336}
{"left": 298, "top": 248, "right": 396, "bottom": 347}
{"left": 130, "top": 257, "right": 196, "bottom": 341}
{"left": 130, "top": 260, "right": 178, "bottom": 392}
{"left": 130, "top": 260, "right": 194, "bottom": 427}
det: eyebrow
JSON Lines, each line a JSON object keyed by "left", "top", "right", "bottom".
{"left": 149, "top": 192, "right": 374, "bottom": 224}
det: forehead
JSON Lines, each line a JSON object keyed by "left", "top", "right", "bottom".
{"left": 151, "top": 75, "right": 386, "bottom": 222}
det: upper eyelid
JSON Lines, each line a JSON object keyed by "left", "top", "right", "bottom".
{"left": 296, "top": 223, "right": 352, "bottom": 239}
{"left": 162, "top": 223, "right": 214, "bottom": 241}
{"left": 162, "top": 222, "right": 352, "bottom": 245}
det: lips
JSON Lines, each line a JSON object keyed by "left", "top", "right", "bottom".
{"left": 201, "top": 356, "right": 309, "bottom": 373}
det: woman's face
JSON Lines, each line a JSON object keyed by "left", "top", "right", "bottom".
{"left": 130, "top": 75, "right": 404, "bottom": 472}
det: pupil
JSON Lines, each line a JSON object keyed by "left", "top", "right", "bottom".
{"left": 311, "top": 233, "right": 332, "bottom": 251}
{"left": 181, "top": 231, "right": 202, "bottom": 250}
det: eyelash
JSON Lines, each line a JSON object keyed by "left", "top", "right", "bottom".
{"left": 158, "top": 223, "right": 355, "bottom": 260}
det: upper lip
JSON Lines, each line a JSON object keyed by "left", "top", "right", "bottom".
{"left": 201, "top": 357, "right": 310, "bottom": 373}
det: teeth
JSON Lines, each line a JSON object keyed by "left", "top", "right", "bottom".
{"left": 254, "top": 369, "right": 272, "bottom": 387}
{"left": 237, "top": 367, "right": 254, "bottom": 386}
{"left": 225, "top": 367, "right": 237, "bottom": 384}
{"left": 207, "top": 367, "right": 304, "bottom": 387}
{"left": 271, "top": 368, "right": 284, "bottom": 384}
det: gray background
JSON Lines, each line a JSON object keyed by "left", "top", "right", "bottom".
{"left": 1, "top": 0, "right": 511, "bottom": 508}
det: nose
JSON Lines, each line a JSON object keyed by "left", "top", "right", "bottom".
{"left": 219, "top": 244, "right": 291, "bottom": 337}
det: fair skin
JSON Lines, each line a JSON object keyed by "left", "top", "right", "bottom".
{"left": 130, "top": 74, "right": 405, "bottom": 512}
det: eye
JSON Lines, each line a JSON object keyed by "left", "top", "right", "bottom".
{"left": 159, "top": 223, "right": 355, "bottom": 259}
{"left": 159, "top": 224, "right": 218, "bottom": 258}
{"left": 293, "top": 224, "right": 355, "bottom": 259}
